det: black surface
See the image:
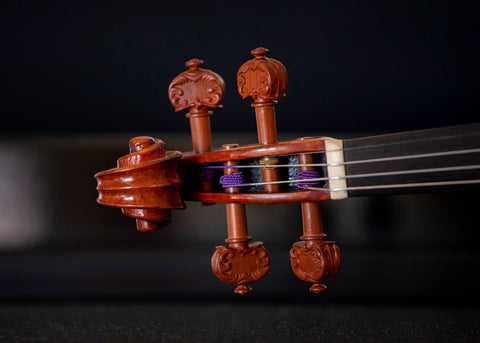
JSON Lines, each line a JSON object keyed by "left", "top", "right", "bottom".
{"left": 1, "top": 301, "right": 480, "bottom": 342}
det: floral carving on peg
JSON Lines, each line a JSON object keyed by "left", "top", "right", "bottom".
{"left": 169, "top": 59, "right": 225, "bottom": 154}
{"left": 169, "top": 59, "right": 225, "bottom": 112}
{"left": 236, "top": 47, "right": 288, "bottom": 191}
{"left": 212, "top": 241, "right": 270, "bottom": 295}
{"left": 290, "top": 239, "right": 341, "bottom": 293}
{"left": 237, "top": 47, "right": 288, "bottom": 102}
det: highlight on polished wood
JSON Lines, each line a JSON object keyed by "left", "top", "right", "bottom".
{"left": 95, "top": 47, "right": 480, "bottom": 295}
{"left": 95, "top": 136, "right": 184, "bottom": 232}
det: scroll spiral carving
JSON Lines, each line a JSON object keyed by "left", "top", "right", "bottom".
{"left": 290, "top": 240, "right": 341, "bottom": 293}
{"left": 95, "top": 136, "right": 185, "bottom": 232}
{"left": 211, "top": 241, "right": 270, "bottom": 295}
{"left": 168, "top": 59, "right": 225, "bottom": 113}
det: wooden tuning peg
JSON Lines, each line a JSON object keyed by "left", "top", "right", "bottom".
{"left": 168, "top": 59, "right": 225, "bottom": 153}
{"left": 211, "top": 144, "right": 270, "bottom": 295}
{"left": 237, "top": 47, "right": 288, "bottom": 145}
{"left": 237, "top": 47, "right": 288, "bottom": 192}
{"left": 290, "top": 138, "right": 341, "bottom": 292}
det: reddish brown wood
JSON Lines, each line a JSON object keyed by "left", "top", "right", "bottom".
{"left": 290, "top": 138, "right": 341, "bottom": 292}
{"left": 298, "top": 138, "right": 325, "bottom": 243}
{"left": 181, "top": 137, "right": 327, "bottom": 164}
{"left": 168, "top": 58, "right": 224, "bottom": 196}
{"left": 180, "top": 138, "right": 331, "bottom": 204}
{"left": 290, "top": 241, "right": 341, "bottom": 293}
{"left": 169, "top": 59, "right": 225, "bottom": 154}
{"left": 212, "top": 242, "right": 270, "bottom": 295}
{"left": 95, "top": 136, "right": 185, "bottom": 232}
{"left": 94, "top": 48, "right": 343, "bottom": 295}
{"left": 223, "top": 145, "right": 249, "bottom": 242}
{"left": 237, "top": 47, "right": 288, "bottom": 193}
{"left": 184, "top": 189, "right": 330, "bottom": 204}
{"left": 211, "top": 144, "right": 270, "bottom": 294}
{"left": 237, "top": 47, "right": 288, "bottom": 117}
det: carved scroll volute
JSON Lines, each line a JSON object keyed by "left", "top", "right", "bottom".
{"left": 95, "top": 136, "right": 185, "bottom": 232}
{"left": 168, "top": 59, "right": 225, "bottom": 153}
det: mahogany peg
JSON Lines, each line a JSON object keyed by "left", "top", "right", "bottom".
{"left": 211, "top": 144, "right": 270, "bottom": 294}
{"left": 290, "top": 138, "right": 341, "bottom": 292}
{"left": 95, "top": 136, "right": 185, "bottom": 232}
{"left": 168, "top": 59, "right": 225, "bottom": 154}
{"left": 237, "top": 47, "right": 288, "bottom": 144}
{"left": 237, "top": 47, "right": 288, "bottom": 192}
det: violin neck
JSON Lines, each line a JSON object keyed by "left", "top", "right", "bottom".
{"left": 341, "top": 123, "right": 480, "bottom": 197}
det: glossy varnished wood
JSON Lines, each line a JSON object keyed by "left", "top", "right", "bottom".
{"left": 290, "top": 142, "right": 341, "bottom": 292}
{"left": 168, "top": 59, "right": 225, "bottom": 154}
{"left": 181, "top": 137, "right": 327, "bottom": 163}
{"left": 237, "top": 47, "right": 288, "bottom": 192}
{"left": 94, "top": 48, "right": 341, "bottom": 294}
{"left": 184, "top": 189, "right": 330, "bottom": 204}
{"left": 211, "top": 144, "right": 270, "bottom": 294}
{"left": 95, "top": 137, "right": 185, "bottom": 232}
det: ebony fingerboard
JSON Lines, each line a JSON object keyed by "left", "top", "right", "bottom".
{"left": 342, "top": 123, "right": 480, "bottom": 197}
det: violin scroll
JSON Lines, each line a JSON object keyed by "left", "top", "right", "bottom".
{"left": 95, "top": 136, "right": 185, "bottom": 232}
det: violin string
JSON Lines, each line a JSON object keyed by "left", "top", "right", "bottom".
{"left": 205, "top": 147, "right": 480, "bottom": 169}
{"left": 217, "top": 164, "right": 480, "bottom": 188}
{"left": 316, "top": 126, "right": 480, "bottom": 155}
{"left": 307, "top": 179, "right": 480, "bottom": 193}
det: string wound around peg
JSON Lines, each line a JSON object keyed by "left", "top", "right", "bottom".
{"left": 220, "top": 171, "right": 245, "bottom": 188}
{"left": 296, "top": 170, "right": 320, "bottom": 189}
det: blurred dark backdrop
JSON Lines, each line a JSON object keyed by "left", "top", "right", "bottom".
{"left": 1, "top": 0, "right": 479, "bottom": 134}
{"left": 0, "top": 1, "right": 479, "bottom": 304}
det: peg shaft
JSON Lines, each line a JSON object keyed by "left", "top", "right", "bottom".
{"left": 298, "top": 152, "right": 325, "bottom": 246}
{"left": 211, "top": 144, "right": 270, "bottom": 294}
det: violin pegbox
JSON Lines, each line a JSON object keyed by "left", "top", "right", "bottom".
{"left": 95, "top": 48, "right": 342, "bottom": 295}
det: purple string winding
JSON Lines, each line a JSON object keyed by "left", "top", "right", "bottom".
{"left": 296, "top": 170, "right": 320, "bottom": 189}
{"left": 215, "top": 170, "right": 320, "bottom": 189}
{"left": 219, "top": 171, "right": 245, "bottom": 188}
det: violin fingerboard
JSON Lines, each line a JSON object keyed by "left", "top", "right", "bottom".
{"left": 342, "top": 123, "right": 480, "bottom": 197}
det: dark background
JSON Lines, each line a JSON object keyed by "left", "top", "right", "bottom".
{"left": 1, "top": 1, "right": 480, "bottom": 341}
{"left": 1, "top": 0, "right": 479, "bottom": 134}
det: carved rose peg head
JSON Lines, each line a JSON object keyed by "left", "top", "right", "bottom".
{"left": 237, "top": 47, "right": 288, "bottom": 102}
{"left": 168, "top": 59, "right": 225, "bottom": 113}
